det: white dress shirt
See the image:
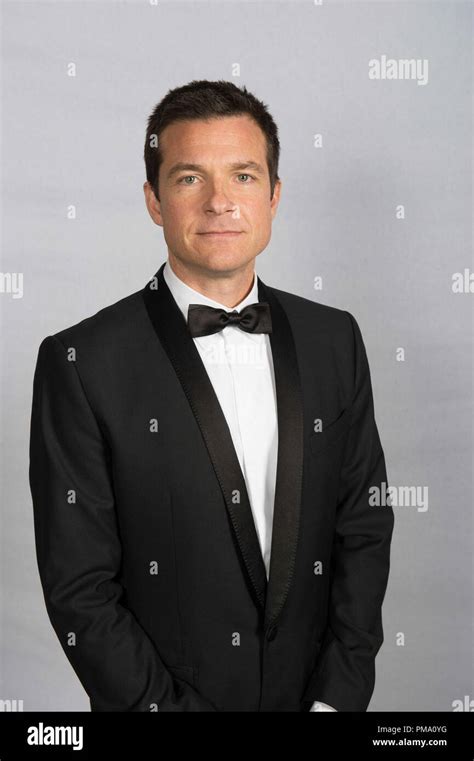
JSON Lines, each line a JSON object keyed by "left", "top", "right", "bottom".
{"left": 163, "top": 259, "right": 337, "bottom": 713}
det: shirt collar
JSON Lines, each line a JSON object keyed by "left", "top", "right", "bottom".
{"left": 163, "top": 258, "right": 259, "bottom": 325}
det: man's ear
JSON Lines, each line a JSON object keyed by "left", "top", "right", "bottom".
{"left": 143, "top": 181, "right": 163, "bottom": 227}
{"left": 270, "top": 178, "right": 282, "bottom": 220}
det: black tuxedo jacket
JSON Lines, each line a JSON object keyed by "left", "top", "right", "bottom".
{"left": 29, "top": 261, "right": 394, "bottom": 712}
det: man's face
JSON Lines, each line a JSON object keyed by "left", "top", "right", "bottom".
{"left": 143, "top": 115, "right": 281, "bottom": 277}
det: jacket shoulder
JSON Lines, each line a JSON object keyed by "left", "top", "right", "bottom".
{"left": 42, "top": 288, "right": 147, "bottom": 351}
{"left": 266, "top": 283, "right": 354, "bottom": 340}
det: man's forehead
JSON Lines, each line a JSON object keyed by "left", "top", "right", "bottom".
{"left": 157, "top": 117, "right": 268, "bottom": 182}
{"left": 160, "top": 116, "right": 265, "bottom": 153}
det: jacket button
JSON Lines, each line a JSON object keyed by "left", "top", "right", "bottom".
{"left": 266, "top": 624, "right": 278, "bottom": 641}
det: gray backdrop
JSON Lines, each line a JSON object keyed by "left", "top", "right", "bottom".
{"left": 1, "top": 0, "right": 472, "bottom": 712}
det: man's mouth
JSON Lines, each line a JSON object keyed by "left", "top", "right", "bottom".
{"left": 197, "top": 231, "right": 243, "bottom": 237}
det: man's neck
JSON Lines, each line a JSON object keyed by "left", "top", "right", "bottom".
{"left": 167, "top": 255, "right": 256, "bottom": 309}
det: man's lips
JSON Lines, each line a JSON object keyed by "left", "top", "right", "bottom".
{"left": 197, "top": 231, "right": 243, "bottom": 236}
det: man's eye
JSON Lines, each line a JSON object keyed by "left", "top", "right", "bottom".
{"left": 177, "top": 174, "right": 254, "bottom": 185}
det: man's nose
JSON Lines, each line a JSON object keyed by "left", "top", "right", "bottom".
{"left": 203, "top": 183, "right": 236, "bottom": 214}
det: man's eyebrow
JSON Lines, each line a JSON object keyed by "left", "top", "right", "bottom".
{"left": 227, "top": 161, "right": 266, "bottom": 175}
{"left": 166, "top": 161, "right": 266, "bottom": 179}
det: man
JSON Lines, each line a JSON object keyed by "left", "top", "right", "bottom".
{"left": 29, "top": 80, "right": 394, "bottom": 712}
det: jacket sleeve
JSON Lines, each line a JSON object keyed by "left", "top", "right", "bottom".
{"left": 301, "top": 312, "right": 395, "bottom": 712}
{"left": 29, "top": 335, "right": 217, "bottom": 712}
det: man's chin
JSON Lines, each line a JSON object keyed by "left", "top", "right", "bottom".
{"left": 189, "top": 253, "right": 255, "bottom": 276}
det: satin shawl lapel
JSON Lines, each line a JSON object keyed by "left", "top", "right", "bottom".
{"left": 257, "top": 276, "right": 304, "bottom": 630}
{"left": 142, "top": 263, "right": 304, "bottom": 630}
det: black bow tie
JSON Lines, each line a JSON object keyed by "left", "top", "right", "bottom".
{"left": 187, "top": 302, "right": 272, "bottom": 338}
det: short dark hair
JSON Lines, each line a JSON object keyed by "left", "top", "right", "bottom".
{"left": 144, "top": 79, "right": 280, "bottom": 200}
